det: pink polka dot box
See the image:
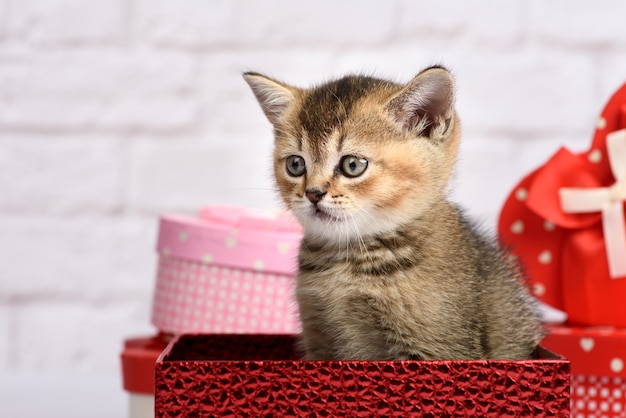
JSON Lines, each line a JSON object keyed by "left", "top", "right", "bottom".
{"left": 151, "top": 205, "right": 302, "bottom": 335}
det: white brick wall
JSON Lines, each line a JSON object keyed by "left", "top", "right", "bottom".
{"left": 1, "top": 0, "right": 626, "bottom": 379}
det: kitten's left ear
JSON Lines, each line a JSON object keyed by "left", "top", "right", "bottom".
{"left": 243, "top": 72, "right": 299, "bottom": 126}
{"left": 386, "top": 66, "right": 456, "bottom": 139}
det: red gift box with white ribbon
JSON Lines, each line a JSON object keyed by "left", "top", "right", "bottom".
{"left": 498, "top": 82, "right": 626, "bottom": 327}
{"left": 500, "top": 81, "right": 626, "bottom": 418}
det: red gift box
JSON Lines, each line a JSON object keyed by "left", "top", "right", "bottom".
{"left": 121, "top": 333, "right": 171, "bottom": 394}
{"left": 154, "top": 334, "right": 570, "bottom": 417}
{"left": 542, "top": 325, "right": 626, "bottom": 417}
{"left": 498, "top": 82, "right": 626, "bottom": 327}
{"left": 121, "top": 333, "right": 171, "bottom": 418}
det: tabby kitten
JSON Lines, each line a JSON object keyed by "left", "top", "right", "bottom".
{"left": 244, "top": 66, "right": 543, "bottom": 360}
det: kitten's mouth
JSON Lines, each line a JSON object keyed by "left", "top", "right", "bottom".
{"left": 313, "top": 207, "right": 337, "bottom": 222}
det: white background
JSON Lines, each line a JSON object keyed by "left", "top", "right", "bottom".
{"left": 1, "top": 1, "right": 626, "bottom": 416}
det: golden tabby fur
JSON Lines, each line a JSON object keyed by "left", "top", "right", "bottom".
{"left": 244, "top": 66, "right": 543, "bottom": 360}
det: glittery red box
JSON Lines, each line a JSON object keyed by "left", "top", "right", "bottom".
{"left": 542, "top": 325, "right": 626, "bottom": 417}
{"left": 155, "top": 334, "right": 570, "bottom": 417}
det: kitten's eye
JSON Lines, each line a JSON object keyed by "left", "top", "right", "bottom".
{"left": 340, "top": 156, "right": 368, "bottom": 178}
{"left": 286, "top": 155, "right": 306, "bottom": 177}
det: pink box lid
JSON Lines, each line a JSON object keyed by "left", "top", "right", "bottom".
{"left": 156, "top": 205, "right": 302, "bottom": 275}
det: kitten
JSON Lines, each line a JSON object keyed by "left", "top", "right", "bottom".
{"left": 243, "top": 66, "right": 543, "bottom": 360}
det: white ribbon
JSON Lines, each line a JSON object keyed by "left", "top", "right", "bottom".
{"left": 559, "top": 129, "right": 626, "bottom": 278}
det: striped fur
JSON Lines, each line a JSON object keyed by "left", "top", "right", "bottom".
{"left": 244, "top": 67, "right": 543, "bottom": 360}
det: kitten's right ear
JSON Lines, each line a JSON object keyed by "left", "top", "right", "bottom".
{"left": 243, "top": 72, "right": 299, "bottom": 126}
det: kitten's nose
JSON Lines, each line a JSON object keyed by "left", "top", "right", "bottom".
{"left": 305, "top": 189, "right": 326, "bottom": 204}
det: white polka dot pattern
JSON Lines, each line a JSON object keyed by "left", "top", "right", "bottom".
{"left": 151, "top": 207, "right": 303, "bottom": 335}
{"left": 588, "top": 148, "right": 603, "bottom": 164}
{"left": 544, "top": 220, "right": 556, "bottom": 231}
{"left": 580, "top": 337, "right": 595, "bottom": 352}
{"left": 571, "top": 375, "right": 626, "bottom": 418}
{"left": 543, "top": 325, "right": 626, "bottom": 417}
{"left": 497, "top": 82, "right": 626, "bottom": 327}
{"left": 152, "top": 256, "right": 299, "bottom": 334}
{"left": 538, "top": 249, "right": 552, "bottom": 264}
{"left": 510, "top": 220, "right": 524, "bottom": 234}
{"left": 515, "top": 187, "right": 528, "bottom": 201}
{"left": 532, "top": 282, "right": 546, "bottom": 297}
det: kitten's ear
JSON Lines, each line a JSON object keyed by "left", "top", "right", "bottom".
{"left": 386, "top": 66, "right": 455, "bottom": 139}
{"left": 243, "top": 72, "right": 299, "bottom": 126}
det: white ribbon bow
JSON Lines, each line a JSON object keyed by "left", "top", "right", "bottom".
{"left": 559, "top": 129, "right": 626, "bottom": 278}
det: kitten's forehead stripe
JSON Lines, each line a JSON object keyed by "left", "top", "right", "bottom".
{"left": 337, "top": 134, "right": 346, "bottom": 153}
{"left": 298, "top": 76, "right": 397, "bottom": 156}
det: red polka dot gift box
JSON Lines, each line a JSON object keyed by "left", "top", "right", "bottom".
{"left": 498, "top": 81, "right": 626, "bottom": 327}
{"left": 151, "top": 205, "right": 302, "bottom": 335}
{"left": 542, "top": 325, "right": 626, "bottom": 418}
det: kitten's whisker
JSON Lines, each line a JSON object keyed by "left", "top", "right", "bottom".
{"left": 349, "top": 212, "right": 369, "bottom": 263}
